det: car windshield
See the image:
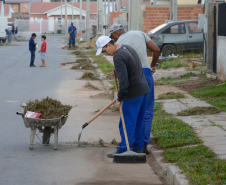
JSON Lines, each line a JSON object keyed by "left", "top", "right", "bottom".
{"left": 148, "top": 24, "right": 167, "bottom": 34}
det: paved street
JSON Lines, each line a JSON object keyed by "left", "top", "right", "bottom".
{"left": 0, "top": 36, "right": 164, "bottom": 185}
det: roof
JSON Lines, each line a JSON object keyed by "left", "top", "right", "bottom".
{"left": 30, "top": 2, "right": 97, "bottom": 14}
{"left": 5, "top": 0, "right": 41, "bottom": 2}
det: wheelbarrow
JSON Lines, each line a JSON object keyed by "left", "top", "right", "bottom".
{"left": 16, "top": 112, "right": 68, "bottom": 150}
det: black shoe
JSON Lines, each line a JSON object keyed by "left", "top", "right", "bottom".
{"left": 143, "top": 146, "right": 150, "bottom": 155}
{"left": 107, "top": 152, "right": 118, "bottom": 158}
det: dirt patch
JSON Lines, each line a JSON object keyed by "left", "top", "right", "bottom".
{"left": 175, "top": 77, "right": 223, "bottom": 92}
{"left": 84, "top": 82, "right": 99, "bottom": 90}
{"left": 80, "top": 72, "right": 99, "bottom": 80}
{"left": 155, "top": 85, "right": 187, "bottom": 98}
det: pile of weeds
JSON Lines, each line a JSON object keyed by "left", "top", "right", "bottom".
{"left": 164, "top": 145, "right": 226, "bottom": 184}
{"left": 71, "top": 62, "right": 96, "bottom": 70}
{"left": 111, "top": 139, "right": 119, "bottom": 145}
{"left": 80, "top": 72, "right": 99, "bottom": 80}
{"left": 177, "top": 106, "right": 221, "bottom": 116}
{"left": 23, "top": 96, "right": 72, "bottom": 119}
{"left": 76, "top": 58, "right": 91, "bottom": 63}
{"left": 190, "top": 83, "right": 226, "bottom": 111}
{"left": 84, "top": 82, "right": 99, "bottom": 90}
{"left": 157, "top": 92, "right": 185, "bottom": 100}
{"left": 152, "top": 103, "right": 202, "bottom": 148}
{"left": 72, "top": 50, "right": 87, "bottom": 58}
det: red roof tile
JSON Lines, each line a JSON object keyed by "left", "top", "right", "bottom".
{"left": 30, "top": 2, "right": 97, "bottom": 14}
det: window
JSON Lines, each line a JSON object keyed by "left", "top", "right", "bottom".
{"left": 56, "top": 17, "right": 62, "bottom": 24}
{"left": 162, "top": 24, "right": 186, "bottom": 34}
{"left": 188, "top": 23, "right": 203, "bottom": 33}
{"left": 35, "top": 17, "right": 43, "bottom": 24}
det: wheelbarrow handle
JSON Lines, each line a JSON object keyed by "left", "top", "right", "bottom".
{"left": 16, "top": 112, "right": 24, "bottom": 116}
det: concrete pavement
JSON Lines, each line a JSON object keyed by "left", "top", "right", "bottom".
{"left": 0, "top": 36, "right": 164, "bottom": 185}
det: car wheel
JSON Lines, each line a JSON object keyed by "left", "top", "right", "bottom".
{"left": 162, "top": 44, "right": 176, "bottom": 57}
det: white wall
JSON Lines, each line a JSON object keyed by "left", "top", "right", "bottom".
{"left": 217, "top": 36, "right": 226, "bottom": 81}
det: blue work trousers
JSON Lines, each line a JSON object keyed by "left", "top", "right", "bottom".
{"left": 69, "top": 35, "right": 75, "bottom": 44}
{"left": 117, "top": 93, "right": 148, "bottom": 153}
{"left": 8, "top": 35, "right": 12, "bottom": 44}
{"left": 30, "top": 51, "right": 35, "bottom": 67}
{"left": 143, "top": 68, "right": 155, "bottom": 146}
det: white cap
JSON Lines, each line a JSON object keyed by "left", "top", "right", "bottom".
{"left": 96, "top": 36, "right": 112, "bottom": 55}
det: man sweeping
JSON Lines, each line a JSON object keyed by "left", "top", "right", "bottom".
{"left": 109, "top": 24, "right": 160, "bottom": 154}
{"left": 96, "top": 36, "right": 150, "bottom": 157}
{"left": 68, "top": 23, "right": 77, "bottom": 49}
{"left": 5, "top": 29, "right": 12, "bottom": 45}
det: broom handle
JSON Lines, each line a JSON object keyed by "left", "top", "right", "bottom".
{"left": 114, "top": 71, "right": 130, "bottom": 151}
{"left": 87, "top": 98, "right": 117, "bottom": 124}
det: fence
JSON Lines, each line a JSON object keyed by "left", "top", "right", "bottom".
{"left": 15, "top": 19, "right": 97, "bottom": 34}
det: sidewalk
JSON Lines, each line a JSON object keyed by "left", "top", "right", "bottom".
{"left": 157, "top": 94, "right": 226, "bottom": 160}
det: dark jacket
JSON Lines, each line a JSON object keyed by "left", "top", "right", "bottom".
{"left": 29, "top": 37, "right": 36, "bottom": 51}
{"left": 113, "top": 45, "right": 149, "bottom": 102}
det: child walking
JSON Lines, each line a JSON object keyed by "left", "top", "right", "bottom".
{"left": 38, "top": 35, "right": 47, "bottom": 67}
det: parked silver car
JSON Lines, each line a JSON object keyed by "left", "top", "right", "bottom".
{"left": 147, "top": 20, "right": 204, "bottom": 56}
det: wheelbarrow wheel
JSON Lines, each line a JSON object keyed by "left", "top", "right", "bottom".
{"left": 43, "top": 127, "right": 51, "bottom": 145}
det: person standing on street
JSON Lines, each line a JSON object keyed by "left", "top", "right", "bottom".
{"left": 5, "top": 29, "right": 12, "bottom": 45}
{"left": 38, "top": 35, "right": 47, "bottom": 67}
{"left": 68, "top": 23, "right": 77, "bottom": 49}
{"left": 29, "top": 33, "right": 37, "bottom": 67}
{"left": 15, "top": 26, "right": 18, "bottom": 39}
{"left": 109, "top": 24, "right": 160, "bottom": 154}
{"left": 95, "top": 36, "right": 150, "bottom": 157}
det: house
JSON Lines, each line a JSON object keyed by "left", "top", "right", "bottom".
{"left": 0, "top": 1, "right": 12, "bottom": 18}
{"left": 5, "top": 0, "right": 41, "bottom": 19}
{"left": 28, "top": 2, "right": 97, "bottom": 33}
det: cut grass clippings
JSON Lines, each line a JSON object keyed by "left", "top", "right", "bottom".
{"left": 84, "top": 82, "right": 99, "bottom": 90}
{"left": 177, "top": 106, "right": 221, "bottom": 116}
{"left": 86, "top": 49, "right": 114, "bottom": 79}
{"left": 23, "top": 96, "right": 72, "bottom": 119}
{"left": 71, "top": 62, "right": 96, "bottom": 70}
{"left": 164, "top": 145, "right": 226, "bottom": 184}
{"left": 152, "top": 103, "right": 201, "bottom": 148}
{"left": 80, "top": 72, "right": 99, "bottom": 80}
{"left": 158, "top": 92, "right": 185, "bottom": 100}
{"left": 190, "top": 83, "right": 226, "bottom": 112}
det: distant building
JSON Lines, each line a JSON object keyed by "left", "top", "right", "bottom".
{"left": 0, "top": 1, "right": 12, "bottom": 18}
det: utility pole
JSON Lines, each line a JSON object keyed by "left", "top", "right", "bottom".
{"left": 86, "top": 0, "right": 90, "bottom": 42}
{"left": 170, "top": 0, "right": 177, "bottom": 21}
{"left": 127, "top": 0, "right": 140, "bottom": 31}
{"left": 107, "top": 0, "right": 110, "bottom": 35}
{"left": 61, "top": 0, "right": 62, "bottom": 19}
{"left": 72, "top": 0, "right": 73, "bottom": 22}
{"left": 117, "top": 0, "right": 120, "bottom": 11}
{"left": 97, "top": 0, "right": 103, "bottom": 38}
{"left": 104, "top": 0, "right": 106, "bottom": 35}
{"left": 65, "top": 0, "right": 67, "bottom": 34}
{"left": 79, "top": 0, "right": 82, "bottom": 34}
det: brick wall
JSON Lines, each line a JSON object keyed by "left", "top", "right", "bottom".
{"left": 143, "top": 5, "right": 204, "bottom": 33}
{"left": 110, "top": 12, "right": 125, "bottom": 25}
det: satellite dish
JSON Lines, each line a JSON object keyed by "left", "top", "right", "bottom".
{"left": 24, "top": 4, "right": 28, "bottom": 10}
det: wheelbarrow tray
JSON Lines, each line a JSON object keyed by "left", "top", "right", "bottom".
{"left": 21, "top": 115, "right": 68, "bottom": 129}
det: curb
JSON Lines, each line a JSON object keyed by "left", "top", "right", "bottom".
{"left": 149, "top": 145, "right": 189, "bottom": 185}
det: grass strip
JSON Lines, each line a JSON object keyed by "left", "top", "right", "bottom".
{"left": 157, "top": 92, "right": 185, "bottom": 100}
{"left": 164, "top": 145, "right": 226, "bottom": 184}
{"left": 152, "top": 103, "right": 201, "bottom": 148}
{"left": 157, "top": 59, "right": 188, "bottom": 69}
{"left": 86, "top": 49, "right": 114, "bottom": 79}
{"left": 177, "top": 106, "right": 221, "bottom": 116}
{"left": 190, "top": 83, "right": 226, "bottom": 112}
